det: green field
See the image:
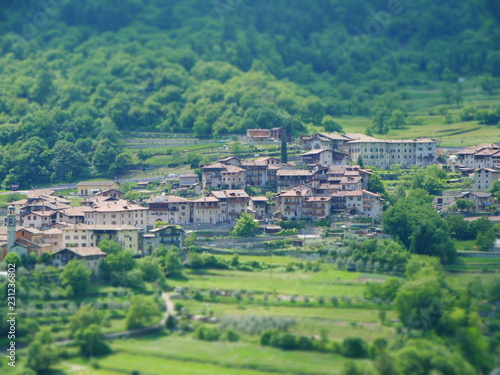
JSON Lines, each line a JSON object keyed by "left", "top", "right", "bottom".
{"left": 172, "top": 268, "right": 385, "bottom": 298}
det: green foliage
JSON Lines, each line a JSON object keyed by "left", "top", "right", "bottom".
{"left": 193, "top": 325, "right": 221, "bottom": 342}
{"left": 26, "top": 329, "right": 59, "bottom": 373}
{"left": 76, "top": 324, "right": 112, "bottom": 358}
{"left": 394, "top": 340, "right": 476, "bottom": 375}
{"left": 4, "top": 252, "right": 22, "bottom": 266}
{"left": 341, "top": 337, "right": 369, "bottom": 358}
{"left": 98, "top": 240, "right": 123, "bottom": 255}
{"left": 126, "top": 295, "right": 161, "bottom": 330}
{"left": 70, "top": 305, "right": 104, "bottom": 334}
{"left": 165, "top": 246, "right": 183, "bottom": 277}
{"left": 281, "top": 138, "right": 288, "bottom": 163}
{"left": 364, "top": 278, "right": 403, "bottom": 301}
{"left": 61, "top": 260, "right": 91, "bottom": 296}
{"left": 232, "top": 212, "right": 260, "bottom": 237}
{"left": 154, "top": 221, "right": 168, "bottom": 229}
{"left": 138, "top": 257, "right": 164, "bottom": 282}
{"left": 475, "top": 228, "right": 496, "bottom": 250}
{"left": 383, "top": 190, "right": 456, "bottom": 264}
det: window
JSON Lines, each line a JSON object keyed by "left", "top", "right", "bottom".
{"left": 65, "top": 235, "right": 70, "bottom": 240}
{"left": 74, "top": 235, "right": 79, "bottom": 239}
{"left": 82, "top": 235, "right": 87, "bottom": 239}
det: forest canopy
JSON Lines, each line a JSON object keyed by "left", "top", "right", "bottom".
{"left": 0, "top": 0, "right": 499, "bottom": 185}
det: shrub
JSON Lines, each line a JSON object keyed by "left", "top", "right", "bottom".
{"left": 222, "top": 329, "right": 240, "bottom": 342}
{"left": 342, "top": 337, "right": 369, "bottom": 358}
{"left": 193, "top": 325, "right": 220, "bottom": 341}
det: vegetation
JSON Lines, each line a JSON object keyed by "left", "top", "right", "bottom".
{"left": 0, "top": 0, "right": 499, "bottom": 187}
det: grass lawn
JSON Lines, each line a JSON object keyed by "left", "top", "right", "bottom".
{"left": 454, "top": 239, "right": 477, "bottom": 250}
{"left": 109, "top": 333, "right": 366, "bottom": 375}
{"left": 217, "top": 254, "right": 309, "bottom": 265}
{"left": 179, "top": 299, "right": 395, "bottom": 323}
{"left": 94, "top": 353, "right": 280, "bottom": 375}
{"left": 173, "top": 268, "right": 385, "bottom": 298}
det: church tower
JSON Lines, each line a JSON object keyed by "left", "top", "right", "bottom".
{"left": 7, "top": 205, "right": 16, "bottom": 252}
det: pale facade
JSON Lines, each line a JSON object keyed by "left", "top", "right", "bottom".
{"left": 347, "top": 138, "right": 438, "bottom": 169}
{"left": 473, "top": 168, "right": 500, "bottom": 190}
{"left": 147, "top": 196, "right": 191, "bottom": 225}
{"left": 83, "top": 201, "right": 149, "bottom": 231}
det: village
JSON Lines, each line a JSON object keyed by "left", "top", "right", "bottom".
{"left": 1, "top": 130, "right": 498, "bottom": 271}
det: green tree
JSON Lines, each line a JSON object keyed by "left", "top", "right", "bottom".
{"left": 321, "top": 115, "right": 343, "bottom": 132}
{"left": 61, "top": 260, "right": 91, "bottom": 296}
{"left": 26, "top": 329, "right": 58, "bottom": 373}
{"left": 4, "top": 252, "right": 22, "bottom": 266}
{"left": 126, "top": 295, "right": 161, "bottom": 329}
{"left": 281, "top": 137, "right": 288, "bottom": 163}
{"left": 98, "top": 240, "right": 122, "bottom": 255}
{"left": 165, "top": 246, "right": 183, "bottom": 277}
{"left": 232, "top": 212, "right": 260, "bottom": 237}
{"left": 76, "top": 324, "right": 111, "bottom": 357}
{"left": 475, "top": 228, "right": 495, "bottom": 250}
{"left": 342, "top": 337, "right": 368, "bottom": 358}
{"left": 138, "top": 257, "right": 164, "bottom": 282}
{"left": 388, "top": 109, "right": 406, "bottom": 129}
{"left": 70, "top": 305, "right": 104, "bottom": 334}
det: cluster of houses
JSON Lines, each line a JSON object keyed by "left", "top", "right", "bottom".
{"left": 2, "top": 130, "right": 499, "bottom": 270}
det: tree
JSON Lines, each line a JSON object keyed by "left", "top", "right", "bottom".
{"left": 281, "top": 137, "right": 288, "bottom": 163}
{"left": 229, "top": 141, "right": 243, "bottom": 154}
{"left": 367, "top": 174, "right": 385, "bottom": 195}
{"left": 138, "top": 257, "right": 164, "bottom": 282}
{"left": 126, "top": 295, "right": 161, "bottom": 329}
{"left": 165, "top": 246, "right": 183, "bottom": 277}
{"left": 40, "top": 252, "right": 52, "bottom": 265}
{"left": 395, "top": 277, "right": 446, "bottom": 331}
{"left": 388, "top": 109, "right": 406, "bottom": 129}
{"left": 61, "top": 260, "right": 91, "bottom": 296}
{"left": 26, "top": 329, "right": 59, "bottom": 373}
{"left": 456, "top": 199, "right": 475, "bottom": 211}
{"left": 321, "top": 115, "right": 343, "bottom": 132}
{"left": 475, "top": 228, "right": 495, "bottom": 250}
{"left": 394, "top": 340, "right": 475, "bottom": 375}
{"left": 232, "top": 212, "right": 260, "bottom": 237}
{"left": 76, "top": 324, "right": 111, "bottom": 357}
{"left": 4, "top": 252, "right": 22, "bottom": 266}
{"left": 70, "top": 305, "right": 104, "bottom": 334}
{"left": 383, "top": 192, "right": 456, "bottom": 264}
{"left": 98, "top": 240, "right": 122, "bottom": 254}
{"left": 356, "top": 154, "right": 364, "bottom": 168}
{"left": 342, "top": 337, "right": 368, "bottom": 358}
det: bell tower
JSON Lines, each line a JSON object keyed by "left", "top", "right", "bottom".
{"left": 7, "top": 205, "right": 16, "bottom": 252}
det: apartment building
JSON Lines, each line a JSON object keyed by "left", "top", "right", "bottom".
{"left": 83, "top": 200, "right": 149, "bottom": 230}
{"left": 61, "top": 224, "right": 140, "bottom": 252}
{"left": 347, "top": 138, "right": 438, "bottom": 169}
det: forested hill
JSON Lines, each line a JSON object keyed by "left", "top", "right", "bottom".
{"left": 0, "top": 0, "right": 499, "bottom": 186}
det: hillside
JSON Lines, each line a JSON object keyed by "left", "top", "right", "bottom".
{"left": 0, "top": 0, "right": 499, "bottom": 186}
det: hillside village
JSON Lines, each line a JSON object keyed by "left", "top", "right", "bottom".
{"left": 1, "top": 131, "right": 499, "bottom": 270}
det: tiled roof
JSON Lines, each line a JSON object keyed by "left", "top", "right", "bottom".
{"left": 147, "top": 195, "right": 190, "bottom": 203}
{"left": 60, "top": 246, "right": 107, "bottom": 257}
